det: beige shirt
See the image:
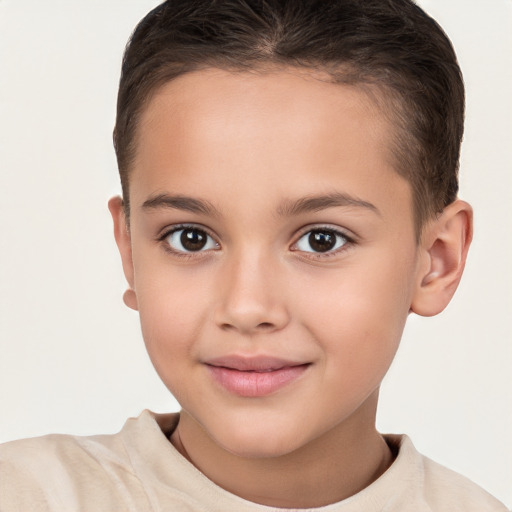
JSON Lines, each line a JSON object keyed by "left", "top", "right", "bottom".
{"left": 0, "top": 410, "right": 507, "bottom": 512}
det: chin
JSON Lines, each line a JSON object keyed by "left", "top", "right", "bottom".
{"left": 221, "top": 433, "right": 301, "bottom": 459}
{"left": 207, "top": 412, "right": 310, "bottom": 459}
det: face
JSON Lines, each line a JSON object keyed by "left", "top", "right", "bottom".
{"left": 116, "top": 68, "right": 424, "bottom": 458}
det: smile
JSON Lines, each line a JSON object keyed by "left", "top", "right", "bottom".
{"left": 205, "top": 356, "right": 311, "bottom": 397}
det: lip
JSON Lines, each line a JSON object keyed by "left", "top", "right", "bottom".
{"left": 205, "top": 356, "right": 311, "bottom": 397}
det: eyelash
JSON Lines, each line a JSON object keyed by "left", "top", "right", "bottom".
{"left": 157, "top": 224, "right": 355, "bottom": 260}
{"left": 157, "top": 224, "right": 219, "bottom": 260}
{"left": 291, "top": 226, "right": 355, "bottom": 260}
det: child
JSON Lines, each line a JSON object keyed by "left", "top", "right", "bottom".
{"left": 0, "top": 0, "right": 508, "bottom": 510}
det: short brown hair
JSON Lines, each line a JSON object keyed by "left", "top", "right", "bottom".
{"left": 113, "top": 0, "right": 464, "bottom": 234}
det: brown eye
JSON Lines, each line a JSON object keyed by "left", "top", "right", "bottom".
{"left": 309, "top": 230, "right": 336, "bottom": 252}
{"left": 295, "top": 228, "right": 348, "bottom": 253}
{"left": 165, "top": 227, "right": 218, "bottom": 253}
{"left": 181, "top": 228, "right": 207, "bottom": 251}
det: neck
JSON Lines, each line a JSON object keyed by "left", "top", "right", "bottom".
{"left": 170, "top": 392, "right": 393, "bottom": 508}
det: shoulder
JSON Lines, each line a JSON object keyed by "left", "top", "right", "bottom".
{"left": 421, "top": 454, "right": 508, "bottom": 512}
{"left": 388, "top": 435, "right": 508, "bottom": 512}
{"left": 0, "top": 412, "right": 166, "bottom": 511}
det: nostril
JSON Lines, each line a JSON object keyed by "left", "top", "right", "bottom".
{"left": 219, "top": 321, "right": 275, "bottom": 332}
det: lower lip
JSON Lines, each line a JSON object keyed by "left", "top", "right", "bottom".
{"left": 206, "top": 364, "right": 310, "bottom": 398}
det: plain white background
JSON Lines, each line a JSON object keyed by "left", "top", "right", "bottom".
{"left": 0, "top": 0, "right": 510, "bottom": 506}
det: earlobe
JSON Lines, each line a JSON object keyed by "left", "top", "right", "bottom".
{"left": 108, "top": 196, "right": 139, "bottom": 311}
{"left": 410, "top": 200, "right": 473, "bottom": 317}
{"left": 123, "top": 288, "right": 138, "bottom": 310}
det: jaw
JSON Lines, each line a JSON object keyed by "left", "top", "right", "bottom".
{"left": 171, "top": 389, "right": 392, "bottom": 508}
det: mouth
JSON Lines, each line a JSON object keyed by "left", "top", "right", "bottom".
{"left": 204, "top": 356, "right": 311, "bottom": 397}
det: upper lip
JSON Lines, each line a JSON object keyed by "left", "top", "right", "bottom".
{"left": 205, "top": 355, "right": 309, "bottom": 372}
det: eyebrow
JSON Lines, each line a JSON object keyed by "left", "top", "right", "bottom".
{"left": 141, "top": 193, "right": 220, "bottom": 217}
{"left": 141, "top": 191, "right": 379, "bottom": 218}
{"left": 276, "top": 192, "right": 380, "bottom": 217}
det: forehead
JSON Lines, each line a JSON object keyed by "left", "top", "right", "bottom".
{"left": 131, "top": 67, "right": 410, "bottom": 224}
{"left": 136, "top": 67, "right": 390, "bottom": 160}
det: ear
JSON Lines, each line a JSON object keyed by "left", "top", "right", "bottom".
{"left": 108, "top": 196, "right": 138, "bottom": 311}
{"left": 410, "top": 199, "right": 473, "bottom": 317}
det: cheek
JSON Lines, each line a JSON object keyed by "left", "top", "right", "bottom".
{"left": 133, "top": 267, "right": 210, "bottom": 375}
{"left": 295, "top": 252, "right": 414, "bottom": 368}
{"left": 135, "top": 286, "right": 207, "bottom": 406}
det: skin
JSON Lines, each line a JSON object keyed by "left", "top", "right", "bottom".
{"left": 109, "top": 68, "right": 472, "bottom": 508}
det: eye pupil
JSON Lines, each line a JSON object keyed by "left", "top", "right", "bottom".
{"left": 180, "top": 228, "right": 207, "bottom": 251}
{"left": 309, "top": 230, "right": 336, "bottom": 252}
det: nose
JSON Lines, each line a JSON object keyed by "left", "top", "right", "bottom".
{"left": 213, "top": 250, "right": 290, "bottom": 335}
